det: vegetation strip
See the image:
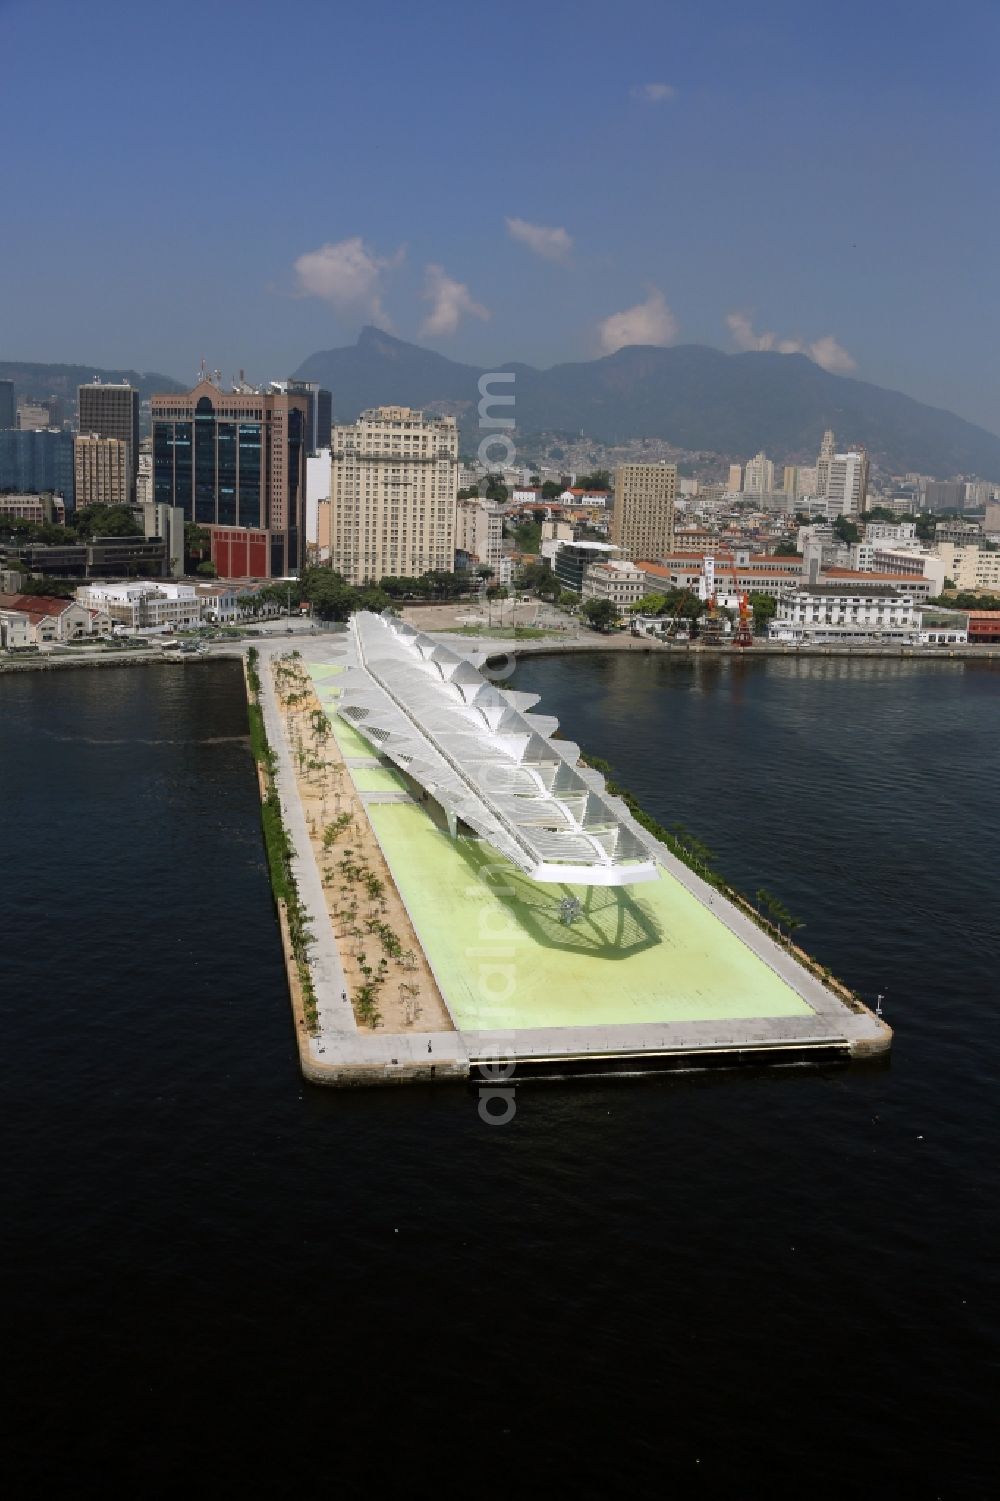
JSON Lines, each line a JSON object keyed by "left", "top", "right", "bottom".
{"left": 245, "top": 647, "right": 320, "bottom": 1032}
{"left": 582, "top": 751, "right": 866, "bottom": 1013}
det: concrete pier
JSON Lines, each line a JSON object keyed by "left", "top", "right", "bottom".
{"left": 252, "top": 635, "right": 891, "bottom": 1087}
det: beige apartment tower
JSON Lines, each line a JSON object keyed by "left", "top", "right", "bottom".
{"left": 330, "top": 406, "right": 459, "bottom": 584}
{"left": 74, "top": 433, "right": 129, "bottom": 508}
{"left": 611, "top": 462, "right": 677, "bottom": 561}
{"left": 78, "top": 381, "right": 140, "bottom": 500}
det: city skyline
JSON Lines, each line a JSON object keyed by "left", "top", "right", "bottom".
{"left": 2, "top": 0, "right": 998, "bottom": 431}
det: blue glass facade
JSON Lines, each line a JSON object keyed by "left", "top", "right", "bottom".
{"left": 0, "top": 429, "right": 75, "bottom": 507}
{"left": 150, "top": 388, "right": 306, "bottom": 575}
{"left": 217, "top": 422, "right": 237, "bottom": 526}
{"left": 237, "top": 423, "right": 261, "bottom": 528}
{"left": 153, "top": 406, "right": 264, "bottom": 530}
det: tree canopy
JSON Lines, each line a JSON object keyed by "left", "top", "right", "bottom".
{"left": 581, "top": 598, "right": 619, "bottom": 631}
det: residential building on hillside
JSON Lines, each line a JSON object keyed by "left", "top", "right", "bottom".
{"left": 935, "top": 520, "right": 982, "bottom": 546}
{"left": 934, "top": 541, "right": 1000, "bottom": 592}
{"left": 329, "top": 406, "right": 459, "bottom": 584}
{"left": 864, "top": 521, "right": 917, "bottom": 543}
{"left": 152, "top": 379, "right": 308, "bottom": 578}
{"left": 559, "top": 487, "right": 610, "bottom": 507}
{"left": 923, "top": 480, "right": 965, "bottom": 511}
{"left": 611, "top": 462, "right": 676, "bottom": 560}
{"left": 743, "top": 452, "right": 775, "bottom": 496}
{"left": 814, "top": 428, "right": 868, "bottom": 514}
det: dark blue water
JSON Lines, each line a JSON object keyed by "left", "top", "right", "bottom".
{"left": 1, "top": 657, "right": 997, "bottom": 1498}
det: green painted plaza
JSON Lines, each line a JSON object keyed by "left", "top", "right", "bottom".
{"left": 306, "top": 654, "right": 815, "bottom": 1033}
{"left": 367, "top": 800, "right": 812, "bottom": 1031}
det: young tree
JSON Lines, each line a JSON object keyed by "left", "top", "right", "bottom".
{"left": 749, "top": 592, "right": 777, "bottom": 633}
{"left": 581, "top": 598, "right": 619, "bottom": 631}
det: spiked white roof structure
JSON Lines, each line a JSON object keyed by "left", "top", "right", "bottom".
{"left": 328, "top": 610, "right": 660, "bottom": 886}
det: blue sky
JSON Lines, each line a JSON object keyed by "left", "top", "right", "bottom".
{"left": 4, "top": 0, "right": 999, "bottom": 430}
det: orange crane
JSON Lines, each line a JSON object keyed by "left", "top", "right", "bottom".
{"left": 734, "top": 591, "right": 754, "bottom": 648}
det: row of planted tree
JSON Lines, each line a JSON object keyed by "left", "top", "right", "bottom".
{"left": 582, "top": 753, "right": 865, "bottom": 1007}
{"left": 272, "top": 650, "right": 423, "bottom": 1032}
{"left": 246, "top": 647, "right": 320, "bottom": 1032}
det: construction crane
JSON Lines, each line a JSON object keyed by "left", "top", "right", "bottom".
{"left": 734, "top": 591, "right": 754, "bottom": 648}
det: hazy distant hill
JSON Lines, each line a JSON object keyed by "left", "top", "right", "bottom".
{"left": 0, "top": 360, "right": 185, "bottom": 409}
{"left": 294, "top": 327, "right": 1000, "bottom": 478}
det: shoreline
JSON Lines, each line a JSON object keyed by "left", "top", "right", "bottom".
{"left": 3, "top": 633, "right": 1000, "bottom": 676}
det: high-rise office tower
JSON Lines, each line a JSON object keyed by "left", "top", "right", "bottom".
{"left": 151, "top": 378, "right": 308, "bottom": 578}
{"left": 824, "top": 450, "right": 870, "bottom": 516}
{"left": 74, "top": 434, "right": 130, "bottom": 508}
{"left": 611, "top": 462, "right": 677, "bottom": 560}
{"left": 0, "top": 429, "right": 75, "bottom": 504}
{"left": 743, "top": 451, "right": 775, "bottom": 496}
{"left": 0, "top": 379, "right": 15, "bottom": 431}
{"left": 329, "top": 406, "right": 459, "bottom": 584}
{"left": 816, "top": 428, "right": 836, "bottom": 497}
{"left": 78, "top": 380, "right": 140, "bottom": 499}
{"left": 727, "top": 463, "right": 743, "bottom": 493}
{"left": 270, "top": 380, "right": 332, "bottom": 454}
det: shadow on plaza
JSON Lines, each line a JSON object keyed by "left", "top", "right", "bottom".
{"left": 452, "top": 829, "right": 661, "bottom": 960}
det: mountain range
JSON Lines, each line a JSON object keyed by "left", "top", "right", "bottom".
{"left": 294, "top": 327, "right": 1000, "bottom": 479}
{"left": 6, "top": 338, "right": 997, "bottom": 480}
{"left": 0, "top": 361, "right": 185, "bottom": 409}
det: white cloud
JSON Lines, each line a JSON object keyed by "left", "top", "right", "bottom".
{"left": 421, "top": 264, "right": 490, "bottom": 337}
{"left": 505, "top": 216, "right": 573, "bottom": 263}
{"left": 726, "top": 311, "right": 856, "bottom": 373}
{"left": 807, "top": 334, "right": 857, "bottom": 374}
{"left": 293, "top": 236, "right": 403, "bottom": 325}
{"left": 631, "top": 82, "right": 676, "bottom": 103}
{"left": 599, "top": 289, "right": 679, "bottom": 353}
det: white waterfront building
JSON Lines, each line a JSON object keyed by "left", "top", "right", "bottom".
{"left": 76, "top": 580, "right": 202, "bottom": 630}
{"left": 769, "top": 583, "right": 918, "bottom": 643}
